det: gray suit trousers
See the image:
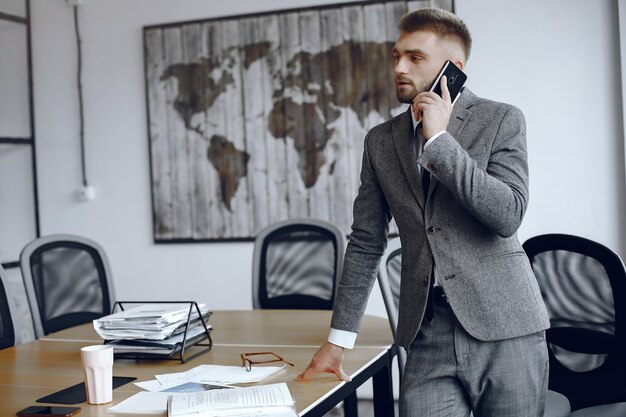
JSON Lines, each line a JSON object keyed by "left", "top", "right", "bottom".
{"left": 400, "top": 302, "right": 549, "bottom": 417}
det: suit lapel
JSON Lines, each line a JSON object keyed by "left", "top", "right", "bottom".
{"left": 392, "top": 107, "right": 426, "bottom": 210}
{"left": 391, "top": 89, "right": 476, "bottom": 207}
{"left": 427, "top": 88, "right": 475, "bottom": 200}
{"left": 447, "top": 87, "right": 474, "bottom": 138}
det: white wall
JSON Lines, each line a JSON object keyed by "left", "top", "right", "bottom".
{"left": 18, "top": 0, "right": 624, "bottom": 318}
{"left": 456, "top": 0, "right": 626, "bottom": 252}
{"left": 619, "top": 0, "right": 626, "bottom": 205}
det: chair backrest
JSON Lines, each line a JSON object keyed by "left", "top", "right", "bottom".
{"left": 523, "top": 233, "right": 626, "bottom": 410}
{"left": 0, "top": 264, "right": 16, "bottom": 349}
{"left": 252, "top": 219, "right": 345, "bottom": 310}
{"left": 376, "top": 237, "right": 406, "bottom": 381}
{"left": 20, "top": 234, "right": 116, "bottom": 338}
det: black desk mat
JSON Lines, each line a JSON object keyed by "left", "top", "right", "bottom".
{"left": 37, "top": 376, "right": 137, "bottom": 404}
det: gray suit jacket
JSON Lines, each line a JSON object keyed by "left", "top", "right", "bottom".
{"left": 330, "top": 88, "right": 550, "bottom": 349}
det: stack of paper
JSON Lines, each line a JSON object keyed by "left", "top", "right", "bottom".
{"left": 134, "top": 364, "right": 287, "bottom": 394}
{"left": 109, "top": 367, "right": 293, "bottom": 415}
{"left": 93, "top": 303, "right": 212, "bottom": 355}
{"left": 167, "top": 383, "right": 297, "bottom": 417}
{"left": 108, "top": 383, "right": 296, "bottom": 416}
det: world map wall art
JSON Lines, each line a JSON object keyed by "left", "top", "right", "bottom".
{"left": 144, "top": 0, "right": 453, "bottom": 242}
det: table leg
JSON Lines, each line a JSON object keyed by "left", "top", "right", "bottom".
{"left": 373, "top": 352, "right": 394, "bottom": 417}
{"left": 343, "top": 392, "right": 358, "bottom": 417}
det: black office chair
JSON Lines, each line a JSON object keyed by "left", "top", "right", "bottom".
{"left": 380, "top": 237, "right": 571, "bottom": 416}
{"left": 252, "top": 218, "right": 345, "bottom": 310}
{"left": 0, "top": 264, "right": 16, "bottom": 349}
{"left": 20, "top": 234, "right": 116, "bottom": 338}
{"left": 524, "top": 233, "right": 626, "bottom": 411}
{"left": 252, "top": 219, "right": 354, "bottom": 415}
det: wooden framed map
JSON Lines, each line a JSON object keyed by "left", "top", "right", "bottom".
{"left": 144, "top": 0, "right": 453, "bottom": 241}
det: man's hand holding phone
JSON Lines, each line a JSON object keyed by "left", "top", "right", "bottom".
{"left": 413, "top": 60, "right": 467, "bottom": 140}
{"left": 412, "top": 75, "right": 453, "bottom": 140}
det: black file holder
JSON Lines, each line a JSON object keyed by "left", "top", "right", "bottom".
{"left": 103, "top": 301, "right": 213, "bottom": 363}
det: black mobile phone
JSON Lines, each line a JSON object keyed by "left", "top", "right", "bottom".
{"left": 429, "top": 60, "right": 467, "bottom": 105}
{"left": 16, "top": 406, "right": 80, "bottom": 417}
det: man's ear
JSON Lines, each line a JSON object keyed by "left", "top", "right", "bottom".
{"left": 454, "top": 60, "right": 465, "bottom": 70}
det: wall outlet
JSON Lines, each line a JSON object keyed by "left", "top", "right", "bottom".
{"left": 65, "top": 0, "right": 84, "bottom": 6}
{"left": 77, "top": 185, "right": 96, "bottom": 202}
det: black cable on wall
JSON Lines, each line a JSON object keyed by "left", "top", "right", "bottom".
{"left": 73, "top": 5, "right": 88, "bottom": 188}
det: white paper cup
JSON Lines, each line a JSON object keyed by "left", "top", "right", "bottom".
{"left": 80, "top": 344, "right": 114, "bottom": 404}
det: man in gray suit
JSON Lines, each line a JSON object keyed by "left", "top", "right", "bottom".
{"left": 298, "top": 8, "right": 550, "bottom": 417}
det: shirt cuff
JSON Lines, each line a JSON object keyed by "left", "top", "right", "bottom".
{"left": 328, "top": 328, "right": 357, "bottom": 349}
{"left": 423, "top": 130, "right": 446, "bottom": 149}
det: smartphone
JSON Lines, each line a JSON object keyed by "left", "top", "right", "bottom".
{"left": 16, "top": 406, "right": 80, "bottom": 417}
{"left": 429, "top": 60, "right": 467, "bottom": 105}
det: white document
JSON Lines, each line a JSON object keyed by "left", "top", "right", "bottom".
{"left": 107, "top": 391, "right": 171, "bottom": 414}
{"left": 107, "top": 325, "right": 210, "bottom": 353}
{"left": 156, "top": 364, "right": 285, "bottom": 386}
{"left": 168, "top": 406, "right": 297, "bottom": 416}
{"left": 98, "top": 303, "right": 209, "bottom": 323}
{"left": 135, "top": 379, "right": 232, "bottom": 392}
{"left": 167, "top": 383, "right": 296, "bottom": 417}
{"left": 136, "top": 379, "right": 178, "bottom": 392}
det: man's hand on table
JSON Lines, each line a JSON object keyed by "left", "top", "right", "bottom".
{"left": 297, "top": 341, "right": 351, "bottom": 382}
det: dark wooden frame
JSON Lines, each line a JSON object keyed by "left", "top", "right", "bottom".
{"left": 144, "top": 0, "right": 454, "bottom": 243}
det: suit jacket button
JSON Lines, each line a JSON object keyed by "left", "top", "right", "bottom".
{"left": 423, "top": 277, "right": 429, "bottom": 287}
{"left": 426, "top": 162, "right": 438, "bottom": 173}
{"left": 427, "top": 226, "right": 435, "bottom": 235}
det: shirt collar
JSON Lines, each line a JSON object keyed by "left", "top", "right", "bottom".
{"left": 410, "top": 107, "right": 420, "bottom": 132}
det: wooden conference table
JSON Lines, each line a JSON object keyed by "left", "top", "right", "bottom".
{"left": 0, "top": 310, "right": 395, "bottom": 417}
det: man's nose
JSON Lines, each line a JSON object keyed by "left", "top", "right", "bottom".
{"left": 394, "top": 58, "right": 407, "bottom": 75}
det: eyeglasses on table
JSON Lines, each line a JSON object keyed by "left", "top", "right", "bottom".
{"left": 240, "top": 351, "right": 294, "bottom": 372}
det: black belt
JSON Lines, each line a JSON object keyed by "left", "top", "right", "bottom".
{"left": 433, "top": 286, "right": 448, "bottom": 305}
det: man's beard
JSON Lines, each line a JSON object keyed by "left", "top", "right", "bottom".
{"left": 396, "top": 79, "right": 430, "bottom": 104}
{"left": 396, "top": 86, "right": 417, "bottom": 104}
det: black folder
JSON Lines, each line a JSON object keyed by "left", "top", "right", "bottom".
{"left": 36, "top": 376, "right": 136, "bottom": 404}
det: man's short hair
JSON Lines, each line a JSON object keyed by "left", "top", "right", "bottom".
{"left": 398, "top": 8, "right": 472, "bottom": 61}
